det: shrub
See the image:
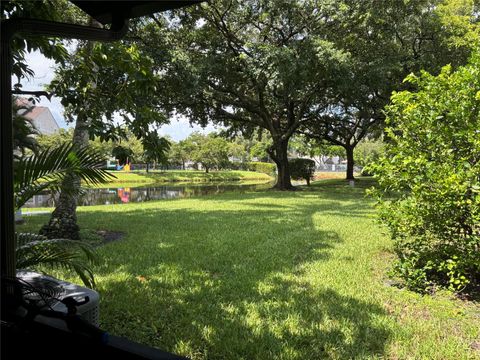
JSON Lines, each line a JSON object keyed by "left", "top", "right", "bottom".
{"left": 355, "top": 139, "right": 385, "bottom": 176}
{"left": 112, "top": 145, "right": 133, "bottom": 166}
{"left": 289, "top": 158, "right": 316, "bottom": 186}
{"left": 247, "top": 161, "right": 276, "bottom": 176}
{"left": 371, "top": 51, "right": 480, "bottom": 294}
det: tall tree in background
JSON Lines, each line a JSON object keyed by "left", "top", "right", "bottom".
{"left": 301, "top": 0, "right": 480, "bottom": 180}
{"left": 302, "top": 103, "right": 383, "bottom": 180}
{"left": 142, "top": 0, "right": 348, "bottom": 189}
{"left": 142, "top": 133, "right": 171, "bottom": 172}
{"left": 168, "top": 140, "right": 192, "bottom": 170}
{"left": 188, "top": 133, "right": 231, "bottom": 173}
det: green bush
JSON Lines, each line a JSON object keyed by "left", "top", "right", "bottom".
{"left": 289, "top": 158, "right": 316, "bottom": 186}
{"left": 355, "top": 139, "right": 385, "bottom": 176}
{"left": 247, "top": 161, "right": 276, "bottom": 176}
{"left": 371, "top": 51, "right": 480, "bottom": 294}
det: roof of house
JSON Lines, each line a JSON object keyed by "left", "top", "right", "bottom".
{"left": 22, "top": 106, "right": 49, "bottom": 120}
{"left": 15, "top": 98, "right": 60, "bottom": 135}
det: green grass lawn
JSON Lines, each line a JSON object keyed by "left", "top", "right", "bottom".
{"left": 19, "top": 179, "right": 480, "bottom": 359}
{"left": 93, "top": 170, "right": 272, "bottom": 188}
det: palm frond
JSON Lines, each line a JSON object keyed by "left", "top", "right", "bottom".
{"left": 13, "top": 144, "right": 113, "bottom": 288}
{"left": 14, "top": 143, "right": 115, "bottom": 209}
{"left": 16, "top": 232, "right": 49, "bottom": 247}
{"left": 15, "top": 179, "right": 62, "bottom": 211}
{"left": 16, "top": 233, "right": 99, "bottom": 288}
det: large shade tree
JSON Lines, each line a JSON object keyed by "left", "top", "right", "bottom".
{"left": 140, "top": 0, "right": 348, "bottom": 189}
{"left": 301, "top": 0, "right": 480, "bottom": 180}
{"left": 142, "top": 132, "right": 171, "bottom": 172}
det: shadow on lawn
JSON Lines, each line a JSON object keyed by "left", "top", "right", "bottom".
{"left": 101, "top": 271, "right": 389, "bottom": 359}
{"left": 87, "top": 194, "right": 390, "bottom": 359}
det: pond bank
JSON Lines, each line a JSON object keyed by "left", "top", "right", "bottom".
{"left": 94, "top": 170, "right": 272, "bottom": 188}
{"left": 23, "top": 180, "right": 274, "bottom": 209}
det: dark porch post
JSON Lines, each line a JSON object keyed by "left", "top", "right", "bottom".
{"left": 0, "top": 23, "right": 16, "bottom": 280}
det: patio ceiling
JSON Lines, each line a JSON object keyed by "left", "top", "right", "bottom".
{"left": 71, "top": 1, "right": 202, "bottom": 25}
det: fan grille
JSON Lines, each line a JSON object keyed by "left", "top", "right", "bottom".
{"left": 17, "top": 272, "right": 66, "bottom": 308}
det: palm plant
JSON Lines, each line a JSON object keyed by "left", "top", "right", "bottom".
{"left": 15, "top": 143, "right": 114, "bottom": 288}
{"left": 13, "top": 98, "right": 39, "bottom": 159}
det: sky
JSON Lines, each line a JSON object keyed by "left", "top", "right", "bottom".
{"left": 20, "top": 50, "right": 218, "bottom": 141}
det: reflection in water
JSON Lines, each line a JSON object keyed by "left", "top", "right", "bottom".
{"left": 23, "top": 182, "right": 272, "bottom": 208}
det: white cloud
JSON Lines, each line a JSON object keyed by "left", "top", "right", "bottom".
{"left": 158, "top": 115, "right": 221, "bottom": 141}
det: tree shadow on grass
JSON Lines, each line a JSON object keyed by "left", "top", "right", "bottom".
{"left": 85, "top": 197, "right": 391, "bottom": 359}
{"left": 201, "top": 193, "right": 374, "bottom": 221}
{"left": 100, "top": 271, "right": 389, "bottom": 359}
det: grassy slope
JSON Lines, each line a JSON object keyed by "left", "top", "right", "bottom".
{"left": 314, "top": 171, "right": 357, "bottom": 180}
{"left": 20, "top": 179, "right": 479, "bottom": 360}
{"left": 94, "top": 170, "right": 272, "bottom": 188}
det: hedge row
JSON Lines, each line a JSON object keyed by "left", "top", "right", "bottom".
{"left": 289, "top": 158, "right": 316, "bottom": 185}
{"left": 247, "top": 162, "right": 276, "bottom": 175}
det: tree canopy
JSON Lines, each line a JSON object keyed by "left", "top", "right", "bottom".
{"left": 139, "top": 0, "right": 349, "bottom": 189}
{"left": 300, "top": 0, "right": 480, "bottom": 179}
{"left": 187, "top": 133, "right": 231, "bottom": 173}
{"left": 134, "top": 0, "right": 479, "bottom": 187}
{"left": 1, "top": 0, "right": 70, "bottom": 89}
{"left": 49, "top": 41, "right": 167, "bottom": 141}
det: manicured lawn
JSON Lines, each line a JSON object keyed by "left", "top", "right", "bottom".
{"left": 313, "top": 171, "right": 358, "bottom": 180}
{"left": 19, "top": 179, "right": 480, "bottom": 359}
{"left": 94, "top": 170, "right": 272, "bottom": 188}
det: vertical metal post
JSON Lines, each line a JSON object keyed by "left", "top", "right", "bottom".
{"left": 0, "top": 23, "right": 16, "bottom": 281}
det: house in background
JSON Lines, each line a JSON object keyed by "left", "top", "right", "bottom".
{"left": 16, "top": 97, "right": 60, "bottom": 135}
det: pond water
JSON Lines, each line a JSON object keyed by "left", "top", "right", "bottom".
{"left": 23, "top": 181, "right": 273, "bottom": 208}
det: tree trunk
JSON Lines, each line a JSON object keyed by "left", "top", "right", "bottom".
{"left": 271, "top": 139, "right": 294, "bottom": 190}
{"left": 345, "top": 145, "right": 355, "bottom": 180}
{"left": 40, "top": 112, "right": 90, "bottom": 240}
{"left": 205, "top": 166, "right": 209, "bottom": 173}
{"left": 182, "top": 160, "right": 185, "bottom": 170}
{"left": 40, "top": 21, "right": 100, "bottom": 240}
{"left": 146, "top": 163, "right": 149, "bottom": 173}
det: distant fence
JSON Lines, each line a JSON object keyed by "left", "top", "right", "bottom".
{"left": 128, "top": 164, "right": 188, "bottom": 171}
{"left": 316, "top": 164, "right": 363, "bottom": 173}
{"left": 126, "top": 162, "right": 362, "bottom": 173}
